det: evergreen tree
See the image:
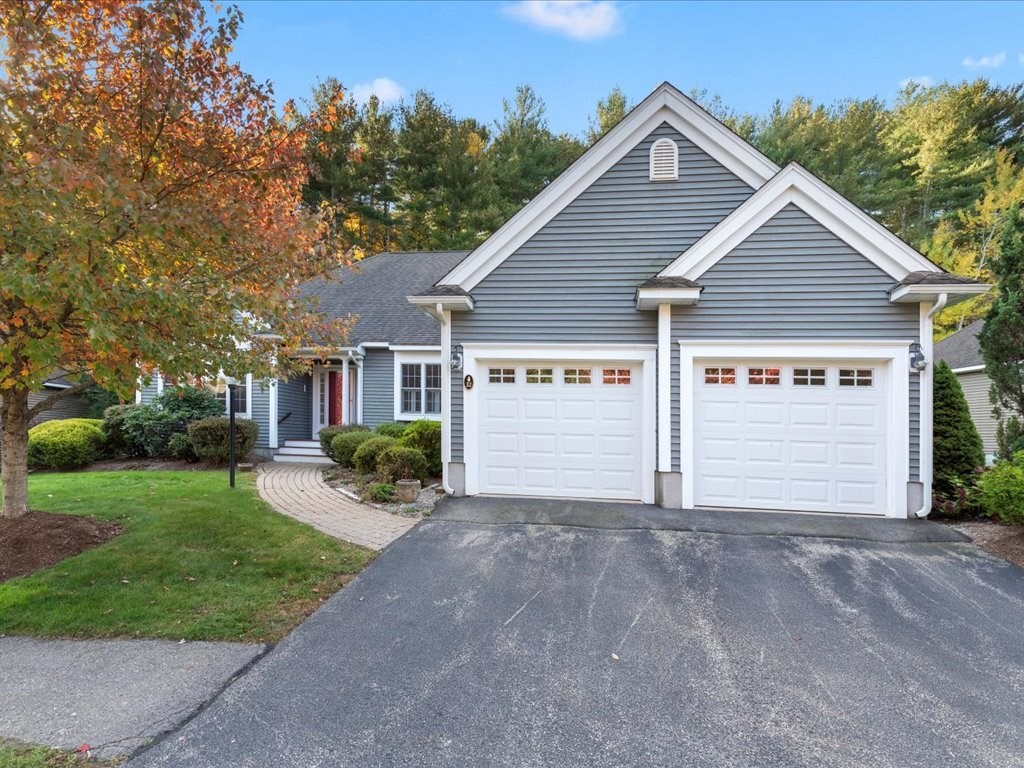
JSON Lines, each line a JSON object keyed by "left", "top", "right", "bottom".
{"left": 978, "top": 204, "right": 1024, "bottom": 457}
{"left": 932, "top": 360, "right": 986, "bottom": 494}
{"left": 352, "top": 95, "right": 398, "bottom": 254}
{"left": 394, "top": 90, "right": 452, "bottom": 251}
{"left": 586, "top": 86, "right": 629, "bottom": 144}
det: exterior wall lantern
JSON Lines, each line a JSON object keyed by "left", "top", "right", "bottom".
{"left": 450, "top": 343, "right": 464, "bottom": 371}
{"left": 909, "top": 342, "right": 928, "bottom": 372}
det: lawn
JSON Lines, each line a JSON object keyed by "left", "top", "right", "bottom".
{"left": 0, "top": 471, "right": 374, "bottom": 642}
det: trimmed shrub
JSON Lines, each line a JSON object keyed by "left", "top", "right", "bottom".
{"left": 997, "top": 417, "right": 1024, "bottom": 461}
{"left": 933, "top": 360, "right": 985, "bottom": 496}
{"left": 167, "top": 432, "right": 199, "bottom": 462}
{"left": 978, "top": 453, "right": 1024, "bottom": 525}
{"left": 366, "top": 483, "right": 396, "bottom": 503}
{"left": 153, "top": 386, "right": 226, "bottom": 421}
{"left": 353, "top": 435, "right": 396, "bottom": 476}
{"left": 318, "top": 423, "right": 369, "bottom": 454}
{"left": 121, "top": 405, "right": 185, "bottom": 458}
{"left": 377, "top": 445, "right": 428, "bottom": 483}
{"left": 27, "top": 418, "right": 105, "bottom": 470}
{"left": 328, "top": 431, "right": 375, "bottom": 467}
{"left": 102, "top": 403, "right": 140, "bottom": 457}
{"left": 373, "top": 422, "right": 408, "bottom": 439}
{"left": 397, "top": 419, "right": 442, "bottom": 476}
{"left": 187, "top": 417, "right": 259, "bottom": 465}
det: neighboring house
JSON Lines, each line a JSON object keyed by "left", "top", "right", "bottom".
{"left": 407, "top": 82, "right": 987, "bottom": 519}
{"left": 137, "top": 250, "right": 468, "bottom": 460}
{"left": 25, "top": 372, "right": 91, "bottom": 427}
{"left": 935, "top": 319, "right": 999, "bottom": 457}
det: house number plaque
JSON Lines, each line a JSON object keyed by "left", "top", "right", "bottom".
{"left": 464, "top": 375, "right": 474, "bottom": 390}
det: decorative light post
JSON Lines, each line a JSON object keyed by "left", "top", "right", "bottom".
{"left": 224, "top": 377, "right": 239, "bottom": 489}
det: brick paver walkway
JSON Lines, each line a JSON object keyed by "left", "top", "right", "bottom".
{"left": 256, "top": 462, "right": 418, "bottom": 550}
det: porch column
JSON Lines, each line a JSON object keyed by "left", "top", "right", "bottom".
{"left": 657, "top": 303, "right": 671, "bottom": 472}
{"left": 341, "top": 358, "right": 350, "bottom": 425}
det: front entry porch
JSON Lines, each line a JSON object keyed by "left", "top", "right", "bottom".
{"left": 311, "top": 359, "right": 361, "bottom": 439}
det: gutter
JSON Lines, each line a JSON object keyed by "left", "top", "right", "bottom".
{"left": 913, "top": 292, "right": 948, "bottom": 519}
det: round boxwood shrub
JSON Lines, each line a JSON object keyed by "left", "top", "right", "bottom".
{"left": 318, "top": 423, "right": 369, "bottom": 454}
{"left": 27, "top": 418, "right": 105, "bottom": 470}
{"left": 377, "top": 445, "right": 428, "bottom": 483}
{"left": 187, "top": 417, "right": 259, "bottom": 465}
{"left": 121, "top": 405, "right": 185, "bottom": 458}
{"left": 397, "top": 419, "right": 442, "bottom": 476}
{"left": 154, "top": 386, "right": 226, "bottom": 421}
{"left": 329, "top": 430, "right": 375, "bottom": 467}
{"left": 978, "top": 453, "right": 1024, "bottom": 526}
{"left": 102, "top": 403, "right": 140, "bottom": 457}
{"left": 353, "top": 435, "right": 396, "bottom": 476}
{"left": 373, "top": 421, "right": 408, "bottom": 439}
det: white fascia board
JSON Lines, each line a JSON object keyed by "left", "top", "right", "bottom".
{"left": 439, "top": 84, "right": 777, "bottom": 293}
{"left": 679, "top": 339, "right": 914, "bottom": 359}
{"left": 636, "top": 288, "right": 701, "bottom": 310}
{"left": 890, "top": 284, "right": 990, "bottom": 304}
{"left": 388, "top": 345, "right": 442, "bottom": 351}
{"left": 406, "top": 295, "right": 474, "bottom": 311}
{"left": 951, "top": 364, "right": 986, "bottom": 374}
{"left": 660, "top": 165, "right": 941, "bottom": 282}
{"left": 460, "top": 343, "right": 656, "bottom": 362}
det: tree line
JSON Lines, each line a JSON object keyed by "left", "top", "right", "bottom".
{"left": 303, "top": 79, "right": 1024, "bottom": 336}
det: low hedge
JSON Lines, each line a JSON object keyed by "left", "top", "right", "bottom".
{"left": 187, "top": 417, "right": 259, "bottom": 464}
{"left": 373, "top": 422, "right": 409, "bottom": 439}
{"left": 397, "top": 419, "right": 442, "bottom": 476}
{"left": 353, "top": 436, "right": 396, "bottom": 476}
{"left": 329, "top": 430, "right": 375, "bottom": 467}
{"left": 978, "top": 452, "right": 1024, "bottom": 526}
{"left": 318, "top": 424, "right": 369, "bottom": 454}
{"left": 377, "top": 445, "right": 428, "bottom": 483}
{"left": 27, "top": 418, "right": 105, "bottom": 470}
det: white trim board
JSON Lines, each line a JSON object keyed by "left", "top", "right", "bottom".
{"left": 659, "top": 164, "right": 940, "bottom": 282}
{"left": 461, "top": 344, "right": 657, "bottom": 505}
{"left": 951, "top": 364, "right": 985, "bottom": 375}
{"left": 439, "top": 83, "right": 777, "bottom": 292}
{"left": 678, "top": 339, "right": 911, "bottom": 519}
{"left": 393, "top": 350, "right": 444, "bottom": 422}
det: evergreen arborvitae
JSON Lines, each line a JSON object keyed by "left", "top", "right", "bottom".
{"left": 933, "top": 359, "right": 985, "bottom": 494}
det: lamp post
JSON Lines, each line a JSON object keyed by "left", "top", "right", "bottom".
{"left": 225, "top": 378, "right": 239, "bottom": 489}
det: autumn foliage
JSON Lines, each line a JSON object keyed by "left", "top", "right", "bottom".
{"left": 0, "top": 0, "right": 349, "bottom": 515}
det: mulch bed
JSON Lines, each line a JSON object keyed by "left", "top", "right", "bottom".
{"left": 952, "top": 519, "right": 1024, "bottom": 571}
{"left": 0, "top": 511, "right": 121, "bottom": 583}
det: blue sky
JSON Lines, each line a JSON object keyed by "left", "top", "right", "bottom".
{"left": 231, "top": 0, "right": 1024, "bottom": 135}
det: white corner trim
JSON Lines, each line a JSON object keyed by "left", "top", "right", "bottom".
{"left": 657, "top": 305, "right": 672, "bottom": 472}
{"left": 355, "top": 358, "right": 364, "bottom": 425}
{"left": 268, "top": 378, "right": 278, "bottom": 449}
{"left": 890, "top": 283, "right": 990, "bottom": 303}
{"left": 678, "top": 339, "right": 910, "bottom": 519}
{"left": 393, "top": 350, "right": 444, "bottom": 422}
{"left": 461, "top": 343, "right": 657, "bottom": 504}
{"left": 951, "top": 364, "right": 986, "bottom": 375}
{"left": 660, "top": 164, "right": 940, "bottom": 282}
{"left": 341, "top": 358, "right": 350, "bottom": 425}
{"left": 155, "top": 373, "right": 164, "bottom": 395}
{"left": 440, "top": 310, "right": 452, "bottom": 493}
{"left": 636, "top": 287, "right": 701, "bottom": 310}
{"left": 919, "top": 303, "right": 934, "bottom": 510}
{"left": 439, "top": 83, "right": 777, "bottom": 293}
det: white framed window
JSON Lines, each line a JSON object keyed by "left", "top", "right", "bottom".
{"left": 526, "top": 367, "right": 554, "bottom": 384}
{"left": 563, "top": 368, "right": 592, "bottom": 384}
{"left": 793, "top": 368, "right": 827, "bottom": 386}
{"left": 649, "top": 138, "right": 679, "bottom": 181}
{"left": 210, "top": 373, "right": 253, "bottom": 419}
{"left": 839, "top": 368, "right": 874, "bottom": 387}
{"left": 703, "top": 366, "right": 737, "bottom": 385}
{"left": 603, "top": 368, "right": 632, "bottom": 385}
{"left": 394, "top": 351, "right": 443, "bottom": 420}
{"left": 488, "top": 368, "right": 515, "bottom": 384}
{"left": 748, "top": 367, "right": 781, "bottom": 385}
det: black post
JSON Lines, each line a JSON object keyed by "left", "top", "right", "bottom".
{"left": 228, "top": 383, "right": 237, "bottom": 489}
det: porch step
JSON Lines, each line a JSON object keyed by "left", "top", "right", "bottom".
{"left": 271, "top": 452, "right": 332, "bottom": 464}
{"left": 276, "top": 445, "right": 326, "bottom": 457}
{"left": 283, "top": 439, "right": 322, "bottom": 449}
{"left": 272, "top": 439, "right": 331, "bottom": 464}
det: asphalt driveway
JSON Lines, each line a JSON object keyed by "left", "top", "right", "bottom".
{"left": 130, "top": 501, "right": 1024, "bottom": 767}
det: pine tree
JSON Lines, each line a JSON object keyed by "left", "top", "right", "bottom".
{"left": 932, "top": 360, "right": 986, "bottom": 494}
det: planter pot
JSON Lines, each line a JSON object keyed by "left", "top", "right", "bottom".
{"left": 396, "top": 479, "right": 421, "bottom": 503}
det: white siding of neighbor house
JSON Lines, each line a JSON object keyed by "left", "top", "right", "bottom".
{"left": 957, "top": 370, "right": 999, "bottom": 454}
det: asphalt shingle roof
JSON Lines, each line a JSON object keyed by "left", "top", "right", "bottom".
{"left": 934, "top": 319, "right": 985, "bottom": 370}
{"left": 300, "top": 251, "right": 470, "bottom": 346}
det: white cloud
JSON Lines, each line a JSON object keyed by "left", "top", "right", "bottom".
{"left": 899, "top": 75, "right": 934, "bottom": 89}
{"left": 351, "top": 77, "right": 405, "bottom": 105}
{"left": 962, "top": 51, "right": 1007, "bottom": 68}
{"left": 502, "top": 0, "right": 621, "bottom": 41}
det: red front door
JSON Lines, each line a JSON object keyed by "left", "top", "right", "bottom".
{"left": 328, "top": 371, "right": 341, "bottom": 425}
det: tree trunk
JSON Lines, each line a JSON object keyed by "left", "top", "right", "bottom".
{"left": 1, "top": 389, "right": 31, "bottom": 518}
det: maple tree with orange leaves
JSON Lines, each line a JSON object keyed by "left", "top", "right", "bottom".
{"left": 0, "top": 0, "right": 351, "bottom": 517}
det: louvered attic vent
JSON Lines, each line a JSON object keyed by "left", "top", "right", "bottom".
{"left": 649, "top": 138, "right": 679, "bottom": 181}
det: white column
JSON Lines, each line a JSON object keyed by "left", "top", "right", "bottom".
{"left": 920, "top": 302, "right": 934, "bottom": 504}
{"left": 440, "top": 308, "right": 452, "bottom": 493}
{"left": 657, "top": 304, "right": 672, "bottom": 473}
{"left": 341, "top": 358, "right": 350, "bottom": 425}
{"left": 356, "top": 359, "right": 364, "bottom": 424}
{"left": 155, "top": 373, "right": 164, "bottom": 395}
{"left": 268, "top": 379, "right": 278, "bottom": 449}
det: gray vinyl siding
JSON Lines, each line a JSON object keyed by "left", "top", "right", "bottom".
{"left": 450, "top": 123, "right": 754, "bottom": 462}
{"left": 137, "top": 379, "right": 161, "bottom": 404}
{"left": 25, "top": 389, "right": 90, "bottom": 427}
{"left": 957, "top": 370, "right": 998, "bottom": 454}
{"left": 361, "top": 349, "right": 395, "bottom": 427}
{"left": 251, "top": 379, "right": 271, "bottom": 449}
{"left": 277, "top": 374, "right": 312, "bottom": 443}
{"left": 671, "top": 203, "right": 921, "bottom": 478}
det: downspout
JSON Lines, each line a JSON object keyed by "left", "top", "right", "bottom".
{"left": 913, "top": 292, "right": 948, "bottom": 519}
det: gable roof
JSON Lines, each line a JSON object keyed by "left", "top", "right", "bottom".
{"left": 300, "top": 251, "right": 469, "bottom": 346}
{"left": 658, "top": 164, "right": 941, "bottom": 282}
{"left": 437, "top": 82, "right": 779, "bottom": 292}
{"left": 935, "top": 319, "right": 985, "bottom": 370}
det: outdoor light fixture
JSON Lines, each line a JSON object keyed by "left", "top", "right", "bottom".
{"left": 909, "top": 342, "right": 928, "bottom": 372}
{"left": 450, "top": 343, "right": 464, "bottom": 371}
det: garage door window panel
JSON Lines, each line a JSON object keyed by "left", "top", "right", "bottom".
{"left": 748, "top": 367, "right": 781, "bottom": 385}
{"left": 489, "top": 368, "right": 515, "bottom": 384}
{"left": 603, "top": 368, "right": 632, "bottom": 385}
{"left": 563, "top": 368, "right": 592, "bottom": 385}
{"left": 793, "top": 368, "right": 827, "bottom": 386}
{"left": 839, "top": 369, "right": 874, "bottom": 387}
{"left": 704, "top": 367, "right": 737, "bottom": 385}
{"left": 526, "top": 368, "right": 553, "bottom": 384}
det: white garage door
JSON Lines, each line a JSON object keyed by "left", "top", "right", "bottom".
{"left": 478, "top": 362, "right": 644, "bottom": 500}
{"left": 694, "top": 361, "right": 888, "bottom": 515}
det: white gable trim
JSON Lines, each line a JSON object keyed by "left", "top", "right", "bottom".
{"left": 439, "top": 83, "right": 778, "bottom": 292}
{"left": 659, "top": 164, "right": 940, "bottom": 282}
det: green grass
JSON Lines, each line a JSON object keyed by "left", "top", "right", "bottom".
{"left": 0, "top": 472, "right": 374, "bottom": 642}
{"left": 0, "top": 740, "right": 117, "bottom": 767}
